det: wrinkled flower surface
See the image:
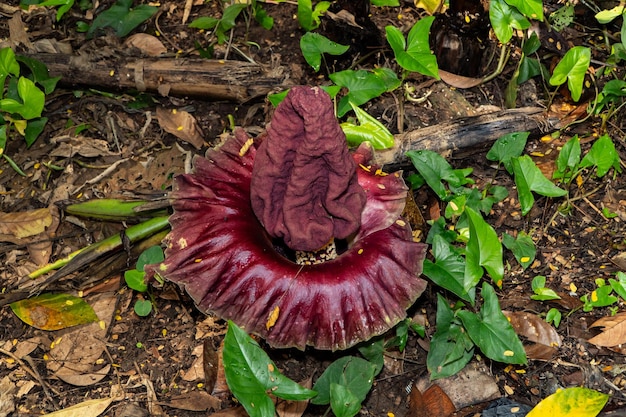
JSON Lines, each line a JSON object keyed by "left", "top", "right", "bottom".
{"left": 147, "top": 87, "right": 427, "bottom": 350}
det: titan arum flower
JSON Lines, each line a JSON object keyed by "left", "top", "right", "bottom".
{"left": 147, "top": 86, "right": 427, "bottom": 350}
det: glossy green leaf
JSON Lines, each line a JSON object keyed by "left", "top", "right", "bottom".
{"left": 527, "top": 387, "right": 608, "bottom": 417}
{"left": 87, "top": 0, "right": 158, "bottom": 38}
{"left": 486, "top": 131, "right": 529, "bottom": 174}
{"left": 0, "top": 47, "right": 20, "bottom": 88}
{"left": 340, "top": 103, "right": 394, "bottom": 149}
{"left": 10, "top": 293, "right": 99, "bottom": 330}
{"left": 609, "top": 272, "right": 626, "bottom": 300}
{"left": 505, "top": 0, "right": 544, "bottom": 21}
{"left": 16, "top": 54, "right": 60, "bottom": 94}
{"left": 0, "top": 77, "right": 45, "bottom": 120}
{"left": 137, "top": 245, "right": 164, "bottom": 271}
{"left": 423, "top": 235, "right": 474, "bottom": 303}
{"left": 549, "top": 46, "right": 590, "bottom": 102}
{"left": 311, "top": 356, "right": 375, "bottom": 406}
{"left": 330, "top": 69, "right": 399, "bottom": 117}
{"left": 223, "top": 321, "right": 317, "bottom": 417}
{"left": 595, "top": 5, "right": 624, "bottom": 24}
{"left": 465, "top": 207, "right": 503, "bottom": 288}
{"left": 125, "top": 269, "right": 148, "bottom": 292}
{"left": 553, "top": 135, "right": 581, "bottom": 181}
{"left": 24, "top": 116, "right": 47, "bottom": 147}
{"left": 490, "top": 0, "right": 531, "bottom": 44}
{"left": 357, "top": 339, "right": 384, "bottom": 376}
{"left": 581, "top": 285, "right": 618, "bottom": 311}
{"left": 300, "top": 32, "right": 349, "bottom": 72}
{"left": 546, "top": 308, "right": 562, "bottom": 327}
{"left": 457, "top": 283, "right": 527, "bottom": 364}
{"left": 502, "top": 231, "right": 536, "bottom": 270}
{"left": 427, "top": 294, "right": 474, "bottom": 380}
{"left": 253, "top": 3, "right": 274, "bottom": 30}
{"left": 512, "top": 156, "right": 567, "bottom": 215}
{"left": 385, "top": 17, "right": 439, "bottom": 78}
{"left": 371, "top": 0, "right": 400, "bottom": 5}
{"left": 579, "top": 134, "right": 621, "bottom": 177}
{"left": 330, "top": 383, "right": 361, "bottom": 417}
{"left": 406, "top": 149, "right": 473, "bottom": 200}
{"left": 297, "top": 0, "right": 329, "bottom": 31}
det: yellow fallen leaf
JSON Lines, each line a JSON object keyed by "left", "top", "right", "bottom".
{"left": 42, "top": 397, "right": 113, "bottom": 417}
{"left": 527, "top": 387, "right": 608, "bottom": 417}
{"left": 0, "top": 208, "right": 52, "bottom": 239}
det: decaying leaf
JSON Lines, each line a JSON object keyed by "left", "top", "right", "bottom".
{"left": 0, "top": 208, "right": 52, "bottom": 240}
{"left": 162, "top": 391, "right": 221, "bottom": 412}
{"left": 526, "top": 387, "right": 608, "bottom": 417}
{"left": 503, "top": 311, "right": 562, "bottom": 360}
{"left": 50, "top": 135, "right": 118, "bottom": 158}
{"left": 124, "top": 33, "right": 167, "bottom": 56}
{"left": 10, "top": 293, "right": 98, "bottom": 331}
{"left": 439, "top": 69, "right": 484, "bottom": 89}
{"left": 589, "top": 312, "right": 626, "bottom": 347}
{"left": 40, "top": 397, "right": 114, "bottom": 417}
{"left": 156, "top": 106, "right": 205, "bottom": 149}
{"left": 409, "top": 384, "right": 456, "bottom": 417}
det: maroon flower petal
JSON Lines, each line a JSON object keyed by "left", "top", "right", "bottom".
{"left": 250, "top": 86, "right": 366, "bottom": 251}
{"left": 147, "top": 129, "right": 427, "bottom": 351}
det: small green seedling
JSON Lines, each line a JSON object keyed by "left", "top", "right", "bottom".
{"left": 549, "top": 46, "right": 591, "bottom": 102}
{"left": 502, "top": 232, "right": 536, "bottom": 270}
{"left": 87, "top": 0, "right": 158, "bottom": 39}
{"left": 297, "top": 0, "right": 330, "bottom": 31}
{"left": 385, "top": 17, "right": 439, "bottom": 79}
{"left": 340, "top": 102, "right": 394, "bottom": 149}
{"left": 530, "top": 275, "right": 561, "bottom": 301}
{"left": 329, "top": 68, "right": 400, "bottom": 117}
{"left": 125, "top": 245, "right": 164, "bottom": 316}
{"left": 545, "top": 308, "right": 562, "bottom": 328}
{"left": 300, "top": 32, "right": 349, "bottom": 73}
{"left": 581, "top": 279, "right": 619, "bottom": 312}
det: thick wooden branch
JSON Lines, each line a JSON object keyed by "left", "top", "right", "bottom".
{"left": 26, "top": 53, "right": 290, "bottom": 103}
{"left": 376, "top": 107, "right": 561, "bottom": 166}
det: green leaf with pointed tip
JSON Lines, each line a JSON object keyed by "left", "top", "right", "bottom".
{"left": 87, "top": 0, "right": 158, "bottom": 38}
{"left": 490, "top": 0, "right": 531, "bottom": 43}
{"left": 457, "top": 283, "right": 527, "bottom": 365}
{"left": 423, "top": 235, "right": 473, "bottom": 303}
{"left": 554, "top": 135, "right": 581, "bottom": 181}
{"left": 330, "top": 69, "right": 399, "bottom": 117}
{"left": 341, "top": 103, "right": 394, "bottom": 149}
{"left": 311, "top": 356, "right": 376, "bottom": 406}
{"left": 330, "top": 383, "right": 361, "bottom": 417}
{"left": 502, "top": 231, "right": 536, "bottom": 270}
{"left": 549, "top": 46, "right": 590, "bottom": 102}
{"left": 505, "top": 0, "right": 544, "bottom": 21}
{"left": 465, "top": 207, "right": 503, "bottom": 288}
{"left": 512, "top": 155, "right": 567, "bottom": 215}
{"left": 486, "top": 131, "right": 529, "bottom": 174}
{"left": 10, "top": 293, "right": 99, "bottom": 330}
{"left": 385, "top": 17, "right": 439, "bottom": 78}
{"left": 223, "top": 321, "right": 316, "bottom": 417}
{"left": 579, "top": 134, "right": 621, "bottom": 178}
{"left": 0, "top": 77, "right": 45, "bottom": 120}
{"left": 300, "top": 32, "right": 349, "bottom": 72}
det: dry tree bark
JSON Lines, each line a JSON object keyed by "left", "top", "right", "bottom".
{"left": 25, "top": 53, "right": 290, "bottom": 102}
{"left": 377, "top": 107, "right": 561, "bottom": 166}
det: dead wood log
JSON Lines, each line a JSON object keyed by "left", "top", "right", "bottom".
{"left": 25, "top": 53, "right": 290, "bottom": 103}
{"left": 376, "top": 107, "right": 561, "bottom": 166}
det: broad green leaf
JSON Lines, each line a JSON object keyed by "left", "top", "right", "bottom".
{"left": 330, "top": 383, "right": 361, "bottom": 417}
{"left": 505, "top": 0, "right": 544, "bottom": 21}
{"left": 137, "top": 245, "right": 164, "bottom": 271}
{"left": 253, "top": 3, "right": 274, "bottom": 30}
{"left": 512, "top": 156, "right": 567, "bottom": 215}
{"left": 526, "top": 387, "right": 608, "bottom": 417}
{"left": 554, "top": 135, "right": 581, "bottom": 180}
{"left": 595, "top": 5, "right": 625, "bottom": 24}
{"left": 385, "top": 17, "right": 439, "bottom": 78}
{"left": 609, "top": 271, "right": 626, "bottom": 300}
{"left": 0, "top": 77, "right": 45, "bottom": 120}
{"left": 17, "top": 54, "right": 60, "bottom": 94}
{"left": 464, "top": 207, "right": 503, "bottom": 288}
{"left": 37, "top": 0, "right": 75, "bottom": 21}
{"left": 223, "top": 321, "right": 316, "bottom": 417}
{"left": 340, "top": 103, "right": 394, "bottom": 149}
{"left": 125, "top": 269, "right": 148, "bottom": 292}
{"left": 24, "top": 116, "right": 47, "bottom": 147}
{"left": 372, "top": 0, "right": 399, "bottom": 6}
{"left": 357, "top": 339, "right": 384, "bottom": 376}
{"left": 486, "top": 131, "right": 529, "bottom": 173}
{"left": 311, "top": 356, "right": 376, "bottom": 406}
{"left": 423, "top": 235, "right": 474, "bottom": 303}
{"left": 490, "top": 0, "right": 531, "bottom": 44}
{"left": 0, "top": 47, "right": 20, "bottom": 88}
{"left": 549, "top": 46, "right": 590, "bottom": 102}
{"left": 582, "top": 285, "right": 618, "bottom": 311}
{"left": 579, "top": 134, "right": 621, "bottom": 177}
{"left": 531, "top": 287, "right": 562, "bottom": 301}
{"left": 330, "top": 69, "right": 391, "bottom": 117}
{"left": 457, "top": 283, "right": 527, "bottom": 364}
{"left": 300, "top": 32, "right": 349, "bottom": 72}
{"left": 427, "top": 294, "right": 474, "bottom": 379}
{"left": 134, "top": 299, "right": 152, "bottom": 316}
{"left": 87, "top": 0, "right": 158, "bottom": 38}
{"left": 502, "top": 231, "right": 536, "bottom": 270}
{"left": 188, "top": 16, "right": 220, "bottom": 30}
{"left": 406, "top": 149, "right": 473, "bottom": 200}
{"left": 10, "top": 293, "right": 99, "bottom": 330}
{"left": 297, "top": 0, "right": 329, "bottom": 31}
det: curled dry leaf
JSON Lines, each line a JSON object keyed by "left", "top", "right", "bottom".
{"left": 156, "top": 106, "right": 205, "bottom": 149}
{"left": 589, "top": 312, "right": 626, "bottom": 348}
{"left": 163, "top": 391, "right": 221, "bottom": 412}
{"left": 503, "top": 311, "right": 562, "bottom": 347}
{"left": 439, "top": 69, "right": 484, "bottom": 89}
{"left": 50, "top": 135, "right": 118, "bottom": 158}
{"left": 0, "top": 208, "right": 52, "bottom": 240}
{"left": 124, "top": 33, "right": 167, "bottom": 56}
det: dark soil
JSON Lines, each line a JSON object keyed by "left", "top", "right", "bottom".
{"left": 1, "top": 1, "right": 626, "bottom": 416}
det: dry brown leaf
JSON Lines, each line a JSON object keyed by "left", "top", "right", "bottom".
{"left": 156, "top": 107, "right": 205, "bottom": 149}
{"left": 439, "top": 70, "right": 484, "bottom": 89}
{"left": 210, "top": 406, "right": 248, "bottom": 417}
{"left": 275, "top": 376, "right": 312, "bottom": 417}
{"left": 0, "top": 375, "right": 17, "bottom": 417}
{"left": 203, "top": 338, "right": 219, "bottom": 393}
{"left": 0, "top": 208, "right": 52, "bottom": 239}
{"left": 409, "top": 384, "right": 456, "bottom": 417}
{"left": 40, "top": 397, "right": 114, "bottom": 417}
{"left": 589, "top": 312, "right": 626, "bottom": 347}
{"left": 163, "top": 391, "right": 221, "bottom": 412}
{"left": 56, "top": 364, "right": 111, "bottom": 386}
{"left": 503, "top": 311, "right": 562, "bottom": 347}
{"left": 50, "top": 135, "right": 118, "bottom": 158}
{"left": 125, "top": 33, "right": 167, "bottom": 56}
